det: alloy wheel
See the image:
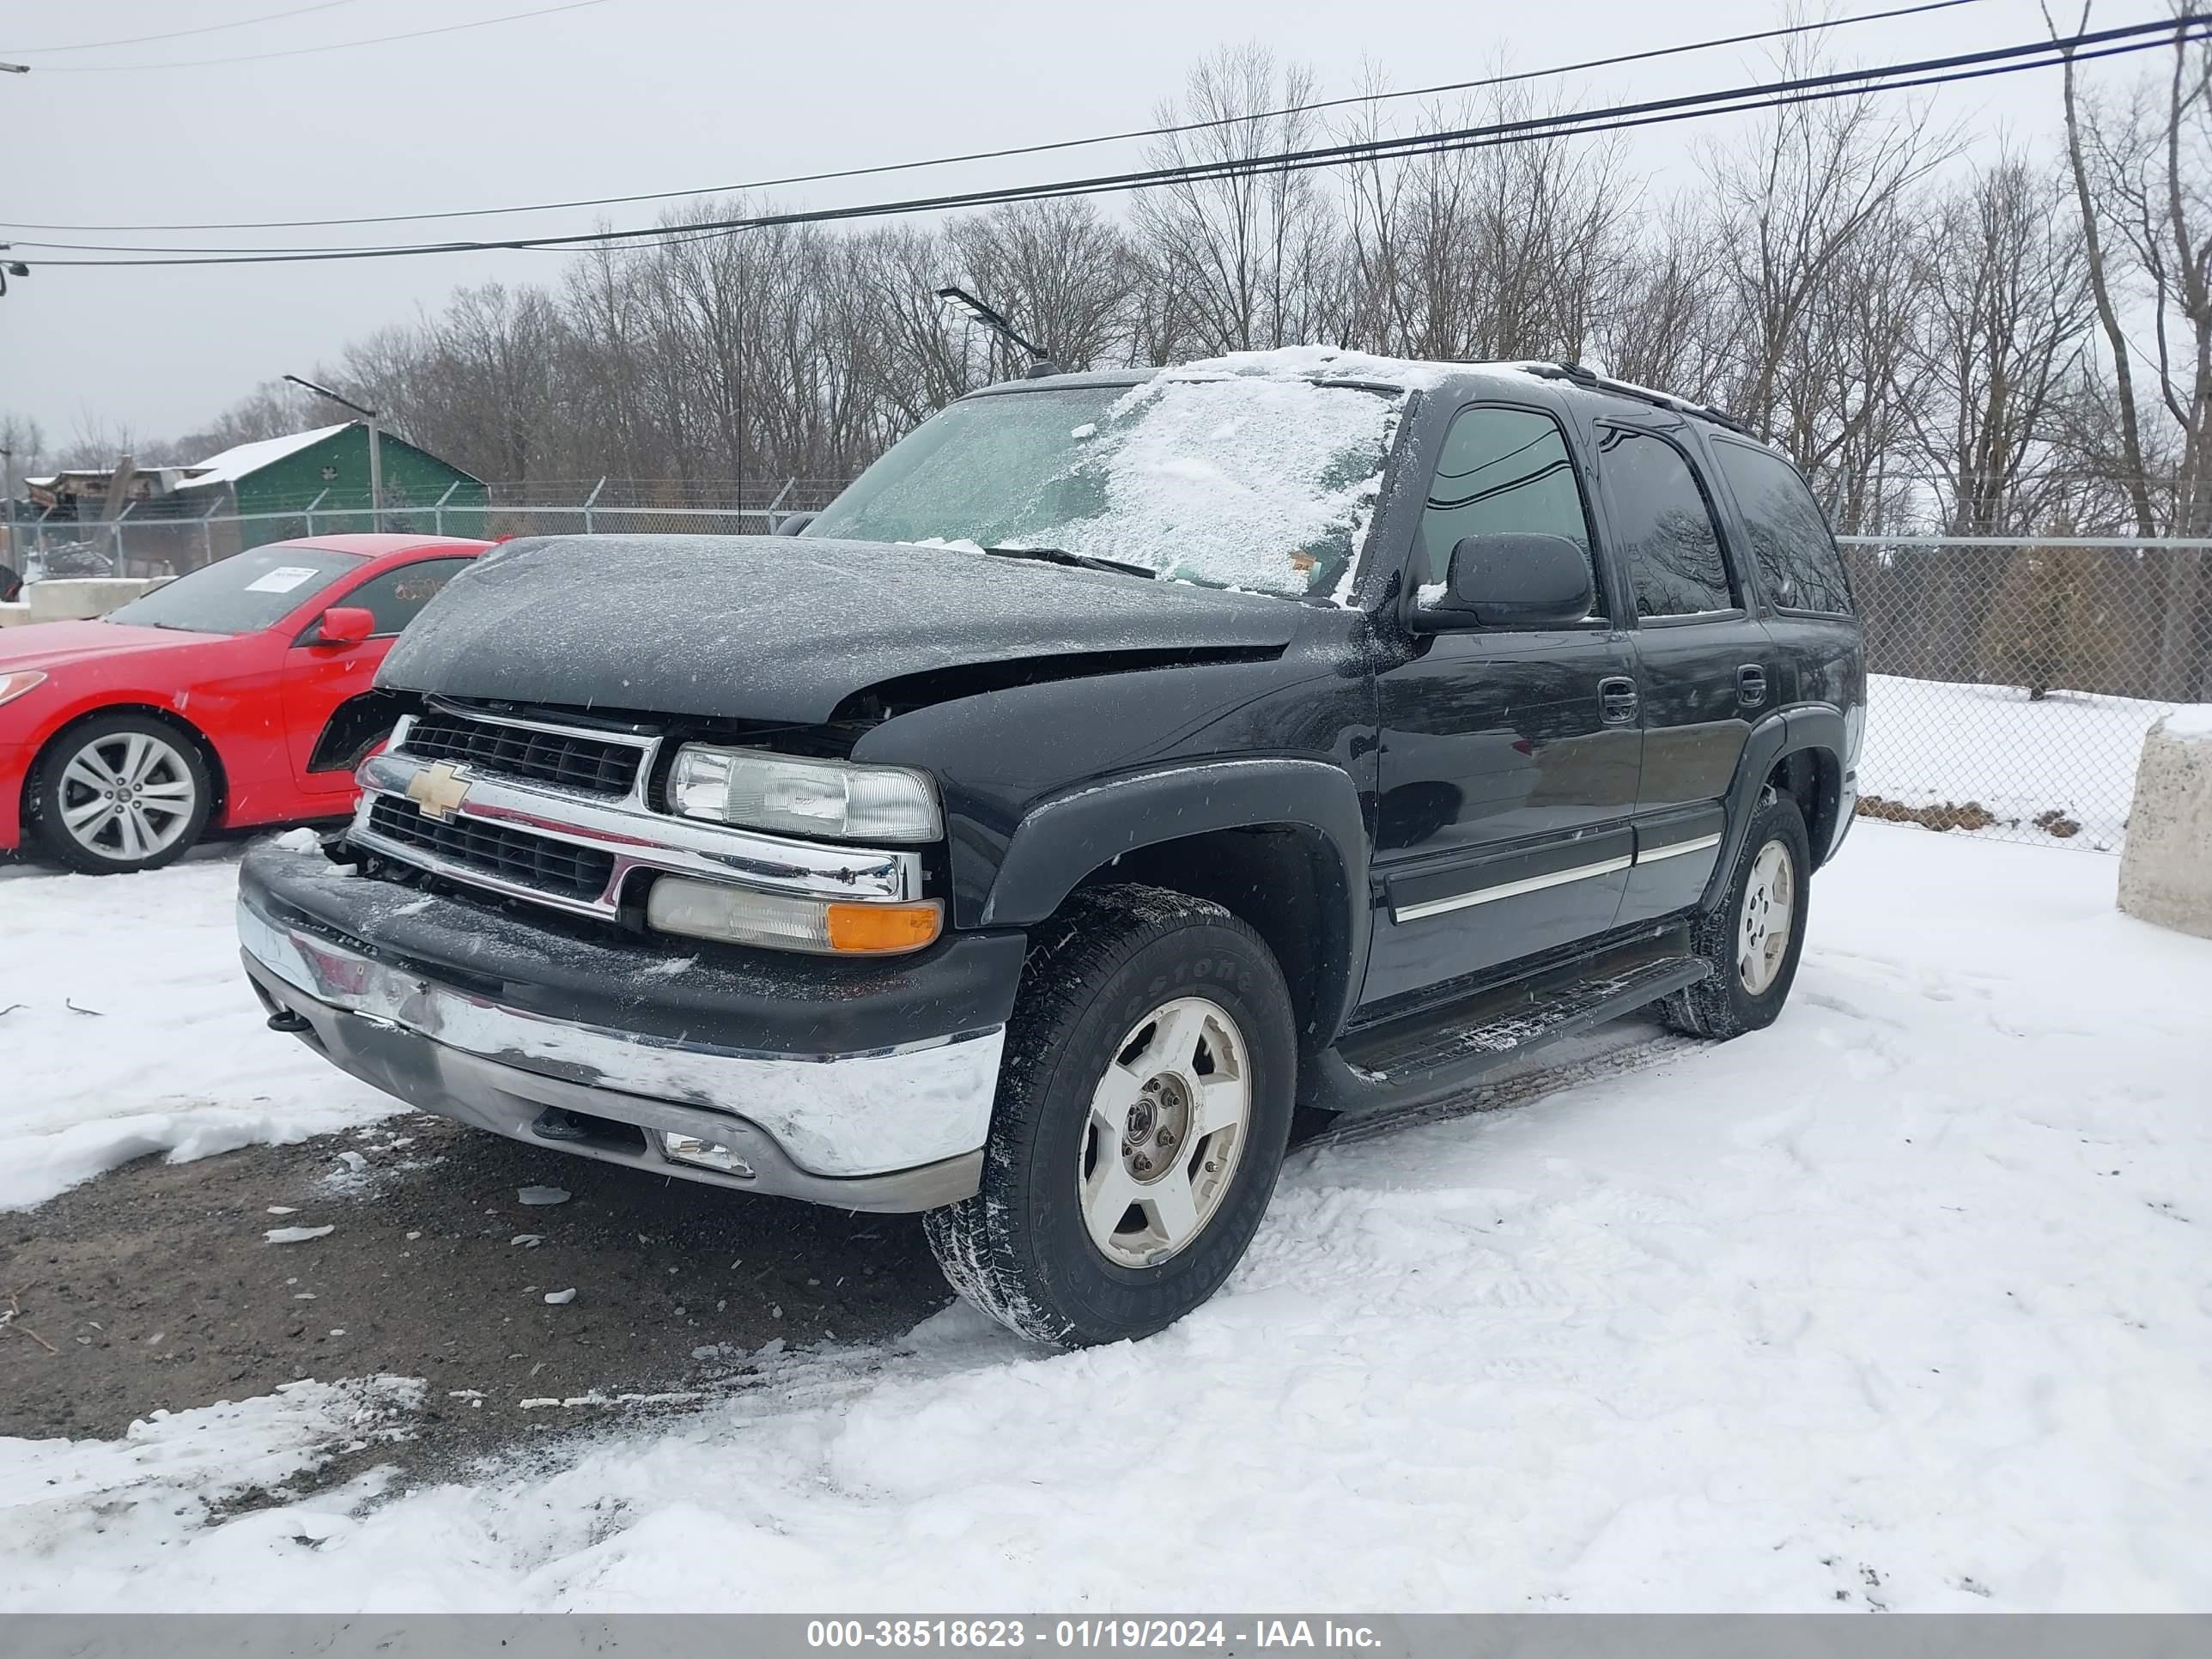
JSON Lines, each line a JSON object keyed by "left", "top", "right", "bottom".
{"left": 1737, "top": 837, "right": 1796, "bottom": 995}
{"left": 1079, "top": 995, "right": 1252, "bottom": 1268}
{"left": 57, "top": 729, "right": 199, "bottom": 863}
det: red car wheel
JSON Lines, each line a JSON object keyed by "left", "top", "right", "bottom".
{"left": 28, "top": 713, "right": 215, "bottom": 875}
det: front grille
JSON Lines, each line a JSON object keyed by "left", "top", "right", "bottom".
{"left": 403, "top": 707, "right": 642, "bottom": 797}
{"left": 366, "top": 796, "right": 615, "bottom": 903}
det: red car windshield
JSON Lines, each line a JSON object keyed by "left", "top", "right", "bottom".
{"left": 104, "top": 546, "right": 368, "bottom": 635}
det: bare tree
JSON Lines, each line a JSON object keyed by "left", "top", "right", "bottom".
{"left": 1133, "top": 46, "right": 1347, "bottom": 356}
{"left": 2057, "top": 7, "right": 2212, "bottom": 695}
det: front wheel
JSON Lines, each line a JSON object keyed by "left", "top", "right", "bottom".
{"left": 1662, "top": 793, "right": 1812, "bottom": 1039}
{"left": 926, "top": 885, "right": 1297, "bottom": 1347}
{"left": 27, "top": 713, "right": 213, "bottom": 874}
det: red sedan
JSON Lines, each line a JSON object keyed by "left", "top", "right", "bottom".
{"left": 0, "top": 534, "right": 489, "bottom": 873}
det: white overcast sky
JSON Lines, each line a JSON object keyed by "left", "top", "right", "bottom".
{"left": 0, "top": 0, "right": 2179, "bottom": 448}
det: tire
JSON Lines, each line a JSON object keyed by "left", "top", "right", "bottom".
{"left": 1662, "top": 793, "right": 1811, "bottom": 1039}
{"left": 27, "top": 713, "right": 214, "bottom": 874}
{"left": 925, "top": 884, "right": 1297, "bottom": 1347}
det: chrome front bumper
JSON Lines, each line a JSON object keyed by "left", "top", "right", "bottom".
{"left": 238, "top": 896, "right": 1001, "bottom": 1212}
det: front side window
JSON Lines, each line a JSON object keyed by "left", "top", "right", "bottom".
{"left": 1711, "top": 441, "right": 1854, "bottom": 614}
{"left": 105, "top": 544, "right": 367, "bottom": 636}
{"left": 332, "top": 558, "right": 473, "bottom": 637}
{"left": 805, "top": 374, "right": 1405, "bottom": 599}
{"left": 1419, "top": 404, "right": 1600, "bottom": 617}
{"left": 1599, "top": 428, "right": 1735, "bottom": 618}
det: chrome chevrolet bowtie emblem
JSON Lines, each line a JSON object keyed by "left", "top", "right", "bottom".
{"left": 405, "top": 761, "right": 471, "bottom": 822}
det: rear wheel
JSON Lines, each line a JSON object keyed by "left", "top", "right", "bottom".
{"left": 27, "top": 713, "right": 213, "bottom": 874}
{"left": 1662, "top": 793, "right": 1811, "bottom": 1039}
{"left": 925, "top": 885, "right": 1297, "bottom": 1346}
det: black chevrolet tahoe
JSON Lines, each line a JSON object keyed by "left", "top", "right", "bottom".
{"left": 237, "top": 349, "right": 1865, "bottom": 1346}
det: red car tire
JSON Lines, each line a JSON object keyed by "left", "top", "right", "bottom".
{"left": 27, "top": 711, "right": 216, "bottom": 875}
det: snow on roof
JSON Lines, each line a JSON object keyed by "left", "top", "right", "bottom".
{"left": 1152, "top": 343, "right": 1459, "bottom": 392}
{"left": 175, "top": 422, "right": 352, "bottom": 489}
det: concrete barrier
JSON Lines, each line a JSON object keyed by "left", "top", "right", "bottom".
{"left": 2118, "top": 712, "right": 2212, "bottom": 940}
{"left": 23, "top": 578, "right": 160, "bottom": 623}
{"left": 0, "top": 601, "right": 31, "bottom": 629}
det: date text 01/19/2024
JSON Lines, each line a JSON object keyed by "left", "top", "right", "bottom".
{"left": 805, "top": 1620, "right": 1385, "bottom": 1649}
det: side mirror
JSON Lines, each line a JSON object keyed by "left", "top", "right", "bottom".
{"left": 313, "top": 605, "right": 375, "bottom": 647}
{"left": 771, "top": 513, "right": 816, "bottom": 538}
{"left": 1415, "top": 533, "right": 1594, "bottom": 630}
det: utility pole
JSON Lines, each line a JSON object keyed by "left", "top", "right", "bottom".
{"left": 284, "top": 374, "right": 384, "bottom": 532}
{"left": 1, "top": 445, "right": 16, "bottom": 569}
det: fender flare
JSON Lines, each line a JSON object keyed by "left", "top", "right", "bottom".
{"left": 980, "top": 757, "right": 1373, "bottom": 1043}
{"left": 1700, "top": 703, "right": 1849, "bottom": 911}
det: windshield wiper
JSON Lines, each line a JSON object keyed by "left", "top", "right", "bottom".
{"left": 981, "top": 545, "right": 1156, "bottom": 580}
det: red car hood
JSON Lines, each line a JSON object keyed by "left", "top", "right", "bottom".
{"left": 0, "top": 618, "right": 234, "bottom": 673}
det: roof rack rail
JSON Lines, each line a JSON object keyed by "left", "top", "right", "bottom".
{"left": 1521, "top": 361, "right": 1753, "bottom": 437}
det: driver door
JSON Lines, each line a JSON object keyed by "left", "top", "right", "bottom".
{"left": 1361, "top": 400, "right": 1642, "bottom": 1008}
{"left": 283, "top": 557, "right": 471, "bottom": 790}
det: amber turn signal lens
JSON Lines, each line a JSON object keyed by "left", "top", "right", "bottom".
{"left": 825, "top": 901, "right": 943, "bottom": 953}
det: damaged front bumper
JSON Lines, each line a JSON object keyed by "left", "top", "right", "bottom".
{"left": 237, "top": 841, "right": 1023, "bottom": 1212}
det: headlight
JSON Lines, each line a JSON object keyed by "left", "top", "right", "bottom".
{"left": 646, "top": 876, "right": 943, "bottom": 956}
{"left": 0, "top": 671, "right": 48, "bottom": 708}
{"left": 669, "top": 744, "right": 940, "bottom": 842}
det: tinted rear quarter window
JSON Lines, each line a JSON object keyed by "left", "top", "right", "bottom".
{"left": 1711, "top": 441, "right": 1855, "bottom": 615}
{"left": 1598, "top": 428, "right": 1734, "bottom": 617}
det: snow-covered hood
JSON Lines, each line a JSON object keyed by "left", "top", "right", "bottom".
{"left": 0, "top": 618, "right": 229, "bottom": 673}
{"left": 376, "top": 533, "right": 1300, "bottom": 724}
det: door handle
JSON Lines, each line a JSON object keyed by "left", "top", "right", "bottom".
{"left": 1598, "top": 676, "right": 1639, "bottom": 725}
{"left": 1736, "top": 664, "right": 1768, "bottom": 708}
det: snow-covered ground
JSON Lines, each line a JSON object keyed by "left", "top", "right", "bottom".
{"left": 1859, "top": 673, "right": 2204, "bottom": 848}
{"left": 3, "top": 823, "right": 2209, "bottom": 1611}
{"left": 0, "top": 848, "right": 400, "bottom": 1212}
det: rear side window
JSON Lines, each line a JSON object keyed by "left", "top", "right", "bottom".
{"left": 1598, "top": 427, "right": 1735, "bottom": 618}
{"left": 335, "top": 558, "right": 472, "bottom": 637}
{"left": 1711, "top": 441, "right": 1854, "bottom": 614}
{"left": 1420, "top": 405, "right": 1601, "bottom": 616}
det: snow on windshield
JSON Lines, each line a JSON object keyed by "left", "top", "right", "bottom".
{"left": 808, "top": 347, "right": 1424, "bottom": 599}
{"left": 1059, "top": 368, "right": 1401, "bottom": 596}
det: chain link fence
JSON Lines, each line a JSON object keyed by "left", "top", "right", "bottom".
{"left": 1839, "top": 535, "right": 2212, "bottom": 850}
{"left": 7, "top": 502, "right": 2206, "bottom": 853}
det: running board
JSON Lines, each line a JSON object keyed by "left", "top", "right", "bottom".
{"left": 1304, "top": 949, "right": 1711, "bottom": 1116}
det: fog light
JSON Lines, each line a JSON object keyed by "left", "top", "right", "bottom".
{"left": 662, "top": 1132, "right": 756, "bottom": 1178}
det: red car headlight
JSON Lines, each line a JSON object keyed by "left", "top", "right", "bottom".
{"left": 0, "top": 671, "right": 47, "bottom": 708}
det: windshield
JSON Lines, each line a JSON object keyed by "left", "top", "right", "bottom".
{"left": 805, "top": 374, "right": 1405, "bottom": 598}
{"left": 105, "top": 545, "right": 366, "bottom": 635}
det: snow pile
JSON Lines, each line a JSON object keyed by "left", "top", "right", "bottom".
{"left": 0, "top": 846, "right": 402, "bottom": 1212}
{"left": 1859, "top": 673, "right": 2209, "bottom": 846}
{"left": 4, "top": 826, "right": 2210, "bottom": 1609}
{"left": 0, "top": 1377, "right": 420, "bottom": 1579}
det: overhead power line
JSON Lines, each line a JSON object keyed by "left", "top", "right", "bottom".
{"left": 18, "top": 15, "right": 2207, "bottom": 271}
{"left": 0, "top": 2, "right": 360, "bottom": 55}
{"left": 19, "top": 0, "right": 614, "bottom": 74}
{"left": 2, "top": 0, "right": 1987, "bottom": 234}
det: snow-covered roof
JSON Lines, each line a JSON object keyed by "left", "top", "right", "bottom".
{"left": 175, "top": 422, "right": 351, "bottom": 489}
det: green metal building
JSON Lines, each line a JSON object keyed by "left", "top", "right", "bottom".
{"left": 178, "top": 421, "right": 490, "bottom": 551}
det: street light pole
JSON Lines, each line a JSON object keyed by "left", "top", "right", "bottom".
{"left": 284, "top": 373, "right": 384, "bottom": 532}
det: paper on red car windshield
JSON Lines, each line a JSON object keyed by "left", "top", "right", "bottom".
{"left": 244, "top": 566, "right": 322, "bottom": 594}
